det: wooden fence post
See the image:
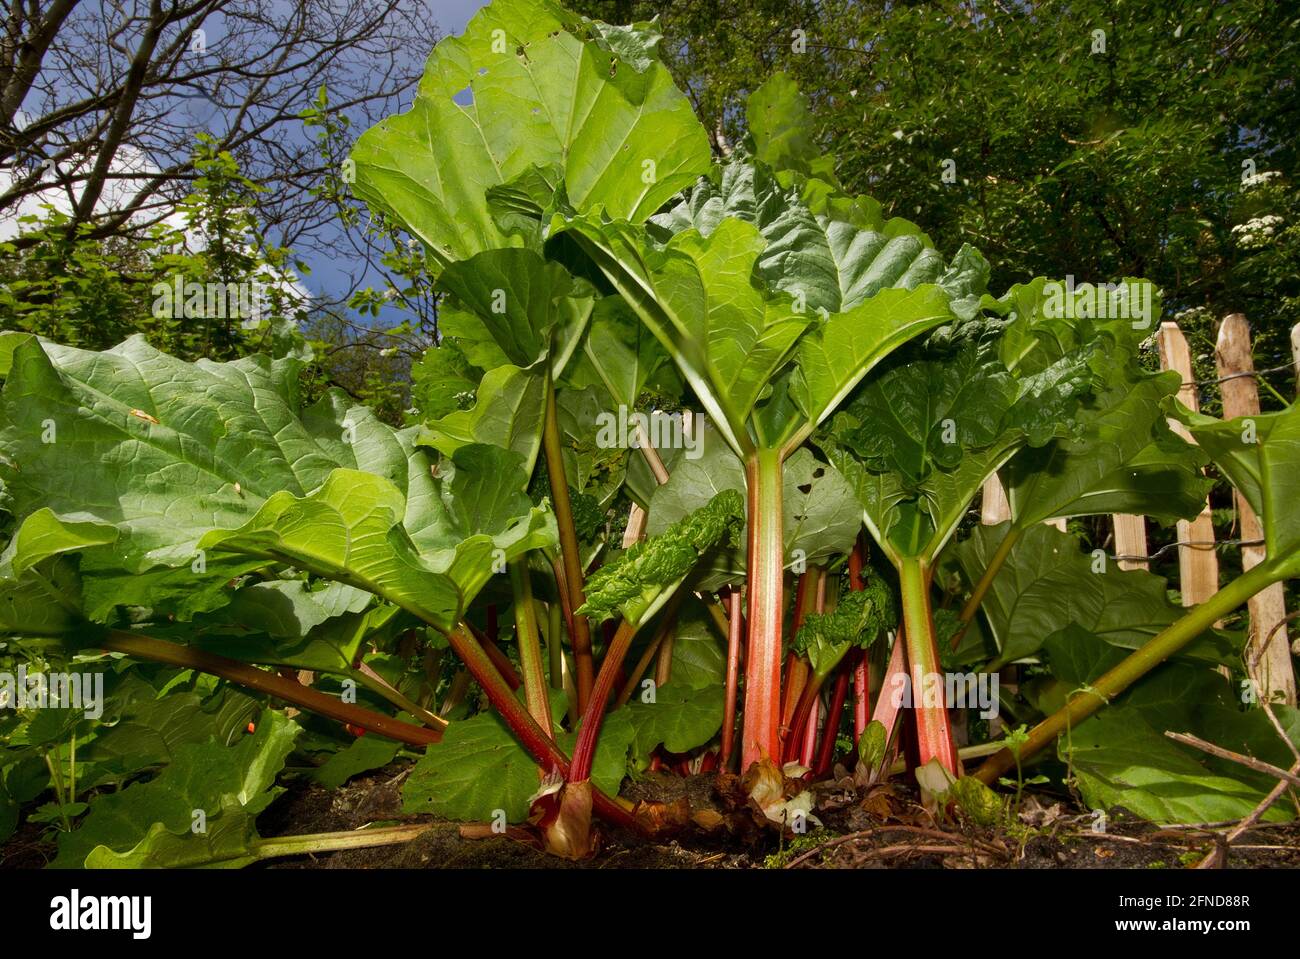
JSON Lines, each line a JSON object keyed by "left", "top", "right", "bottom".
{"left": 1156, "top": 321, "right": 1221, "bottom": 608}
{"left": 981, "top": 475, "right": 1011, "bottom": 525}
{"left": 1216, "top": 314, "right": 1296, "bottom": 705}
{"left": 1112, "top": 514, "right": 1149, "bottom": 571}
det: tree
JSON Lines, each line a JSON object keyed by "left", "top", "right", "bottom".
{"left": 570, "top": 0, "right": 1300, "bottom": 393}
{"left": 0, "top": 0, "right": 435, "bottom": 256}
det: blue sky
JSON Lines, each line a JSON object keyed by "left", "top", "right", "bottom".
{"left": 296, "top": 0, "right": 488, "bottom": 314}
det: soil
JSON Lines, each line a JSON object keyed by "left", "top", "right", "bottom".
{"left": 6, "top": 763, "right": 1300, "bottom": 869}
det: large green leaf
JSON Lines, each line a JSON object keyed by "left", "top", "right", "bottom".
{"left": 1182, "top": 403, "right": 1300, "bottom": 564}
{"left": 825, "top": 320, "right": 1095, "bottom": 563}
{"left": 402, "top": 698, "right": 634, "bottom": 822}
{"left": 1005, "top": 367, "right": 1210, "bottom": 528}
{"left": 418, "top": 363, "right": 546, "bottom": 474}
{"left": 199, "top": 449, "right": 555, "bottom": 634}
{"left": 566, "top": 295, "right": 676, "bottom": 409}
{"left": 0, "top": 335, "right": 556, "bottom": 635}
{"left": 952, "top": 522, "right": 1234, "bottom": 668}
{"left": 1062, "top": 708, "right": 1292, "bottom": 825}
{"left": 52, "top": 708, "right": 299, "bottom": 868}
{"left": 350, "top": 0, "right": 711, "bottom": 268}
{"left": 626, "top": 683, "right": 725, "bottom": 764}
{"left": 554, "top": 213, "right": 812, "bottom": 455}
{"left": 436, "top": 248, "right": 594, "bottom": 373}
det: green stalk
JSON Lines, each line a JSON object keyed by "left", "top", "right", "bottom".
{"left": 252, "top": 824, "right": 433, "bottom": 861}
{"left": 973, "top": 559, "right": 1288, "bottom": 785}
{"left": 43, "top": 749, "right": 71, "bottom": 831}
{"left": 954, "top": 524, "right": 1022, "bottom": 645}
{"left": 898, "top": 558, "right": 959, "bottom": 774}
{"left": 741, "top": 446, "right": 785, "bottom": 770}
{"left": 510, "top": 560, "right": 552, "bottom": 735}
{"left": 542, "top": 381, "right": 594, "bottom": 713}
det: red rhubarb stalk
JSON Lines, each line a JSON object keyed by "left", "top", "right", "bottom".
{"left": 720, "top": 587, "right": 744, "bottom": 771}
{"left": 741, "top": 446, "right": 785, "bottom": 769}
{"left": 443, "top": 623, "right": 638, "bottom": 831}
{"left": 897, "top": 559, "right": 959, "bottom": 774}
{"left": 569, "top": 619, "right": 639, "bottom": 782}
{"left": 815, "top": 665, "right": 852, "bottom": 776}
{"left": 847, "top": 537, "right": 870, "bottom": 743}
{"left": 799, "top": 695, "right": 820, "bottom": 767}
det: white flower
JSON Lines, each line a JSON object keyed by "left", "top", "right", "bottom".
{"left": 1241, "top": 169, "right": 1281, "bottom": 191}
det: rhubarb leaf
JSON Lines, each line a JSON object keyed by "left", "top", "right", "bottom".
{"left": 418, "top": 363, "right": 546, "bottom": 474}
{"left": 52, "top": 708, "right": 299, "bottom": 868}
{"left": 825, "top": 316, "right": 1096, "bottom": 564}
{"left": 311, "top": 735, "right": 402, "bottom": 790}
{"left": 951, "top": 522, "right": 1235, "bottom": 668}
{"left": 627, "top": 683, "right": 725, "bottom": 763}
{"left": 350, "top": 0, "right": 710, "bottom": 268}
{"left": 1181, "top": 403, "right": 1300, "bottom": 563}
{"left": 1061, "top": 708, "right": 1292, "bottom": 825}
{"left": 403, "top": 698, "right": 633, "bottom": 822}
{"left": 1004, "top": 367, "right": 1210, "bottom": 528}
{"left": 436, "top": 249, "right": 595, "bottom": 375}
{"left": 410, "top": 341, "right": 480, "bottom": 420}
{"left": 553, "top": 213, "right": 812, "bottom": 455}
{"left": 199, "top": 448, "right": 555, "bottom": 634}
{"left": 793, "top": 577, "right": 895, "bottom": 679}
{"left": 402, "top": 709, "right": 546, "bottom": 822}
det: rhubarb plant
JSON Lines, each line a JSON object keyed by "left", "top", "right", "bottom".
{"left": 3, "top": 0, "right": 1299, "bottom": 868}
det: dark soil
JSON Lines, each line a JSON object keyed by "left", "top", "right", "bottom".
{"left": 248, "top": 764, "right": 1300, "bottom": 870}
{"left": 6, "top": 764, "right": 1300, "bottom": 869}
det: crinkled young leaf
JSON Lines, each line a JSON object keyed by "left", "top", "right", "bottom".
{"left": 579, "top": 488, "right": 744, "bottom": 624}
{"left": 793, "top": 583, "right": 893, "bottom": 679}
{"left": 350, "top": 0, "right": 710, "bottom": 268}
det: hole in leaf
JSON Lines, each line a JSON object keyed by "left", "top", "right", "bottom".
{"left": 452, "top": 86, "right": 473, "bottom": 106}
{"left": 797, "top": 483, "right": 812, "bottom": 495}
{"left": 812, "top": 467, "right": 825, "bottom": 479}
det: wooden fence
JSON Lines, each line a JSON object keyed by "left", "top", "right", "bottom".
{"left": 980, "top": 313, "right": 1298, "bottom": 707}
